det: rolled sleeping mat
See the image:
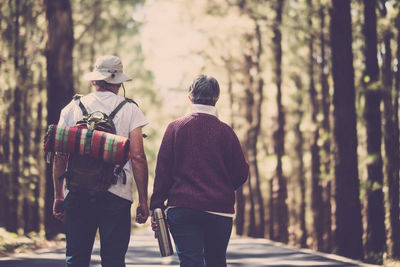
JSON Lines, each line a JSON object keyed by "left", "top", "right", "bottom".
{"left": 44, "top": 125, "right": 130, "bottom": 165}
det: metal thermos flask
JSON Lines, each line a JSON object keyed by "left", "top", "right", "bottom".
{"left": 154, "top": 208, "right": 174, "bottom": 257}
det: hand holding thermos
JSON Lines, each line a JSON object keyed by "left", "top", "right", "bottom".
{"left": 152, "top": 208, "right": 174, "bottom": 257}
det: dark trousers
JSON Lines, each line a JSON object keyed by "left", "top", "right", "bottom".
{"left": 167, "top": 207, "right": 233, "bottom": 267}
{"left": 64, "top": 191, "right": 132, "bottom": 267}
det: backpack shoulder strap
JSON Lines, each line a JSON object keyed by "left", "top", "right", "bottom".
{"left": 109, "top": 98, "right": 138, "bottom": 119}
{"left": 125, "top": 98, "right": 138, "bottom": 106}
{"left": 73, "top": 94, "right": 88, "bottom": 116}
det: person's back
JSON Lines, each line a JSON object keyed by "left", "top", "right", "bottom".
{"left": 155, "top": 112, "right": 248, "bottom": 214}
{"left": 150, "top": 74, "right": 249, "bottom": 267}
{"left": 60, "top": 90, "right": 146, "bottom": 200}
{"left": 52, "top": 55, "right": 149, "bottom": 267}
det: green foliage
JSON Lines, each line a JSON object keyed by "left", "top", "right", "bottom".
{"left": 365, "top": 153, "right": 383, "bottom": 165}
{"left": 0, "top": 227, "right": 66, "bottom": 256}
{"left": 364, "top": 78, "right": 383, "bottom": 92}
{"left": 361, "top": 180, "right": 384, "bottom": 194}
{"left": 365, "top": 251, "right": 384, "bottom": 265}
{"left": 0, "top": 228, "right": 33, "bottom": 254}
{"left": 371, "top": 181, "right": 383, "bottom": 191}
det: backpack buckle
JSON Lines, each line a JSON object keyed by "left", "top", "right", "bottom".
{"left": 113, "top": 166, "right": 127, "bottom": 185}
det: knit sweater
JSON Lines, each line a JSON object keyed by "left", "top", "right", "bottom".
{"left": 150, "top": 112, "right": 249, "bottom": 214}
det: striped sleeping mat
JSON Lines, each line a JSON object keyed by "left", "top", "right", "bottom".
{"left": 44, "top": 125, "right": 130, "bottom": 165}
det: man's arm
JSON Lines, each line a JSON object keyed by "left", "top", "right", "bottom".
{"left": 52, "top": 152, "right": 67, "bottom": 222}
{"left": 129, "top": 127, "right": 149, "bottom": 224}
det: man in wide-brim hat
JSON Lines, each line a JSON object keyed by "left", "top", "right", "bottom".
{"left": 52, "top": 55, "right": 149, "bottom": 267}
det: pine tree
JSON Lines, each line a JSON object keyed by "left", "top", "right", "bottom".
{"left": 330, "top": 0, "right": 363, "bottom": 260}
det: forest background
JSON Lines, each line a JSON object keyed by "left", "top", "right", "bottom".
{"left": 1, "top": 0, "right": 400, "bottom": 265}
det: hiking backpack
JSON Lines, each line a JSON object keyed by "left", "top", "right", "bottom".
{"left": 64, "top": 94, "right": 136, "bottom": 193}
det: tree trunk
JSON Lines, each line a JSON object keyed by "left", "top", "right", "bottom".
{"left": 268, "top": 178, "right": 274, "bottom": 240}
{"left": 0, "top": 88, "right": 7, "bottom": 228}
{"left": 22, "top": 48, "right": 31, "bottom": 234}
{"left": 2, "top": 114, "right": 11, "bottom": 230}
{"left": 9, "top": 0, "right": 22, "bottom": 234}
{"left": 44, "top": 0, "right": 74, "bottom": 239}
{"left": 389, "top": 10, "right": 400, "bottom": 259}
{"left": 236, "top": 187, "right": 245, "bottom": 236}
{"left": 329, "top": 0, "right": 363, "bottom": 260}
{"left": 242, "top": 48, "right": 257, "bottom": 238}
{"left": 384, "top": 13, "right": 400, "bottom": 259}
{"left": 22, "top": 96, "right": 31, "bottom": 233}
{"left": 322, "top": 180, "right": 332, "bottom": 252}
{"left": 225, "top": 58, "right": 245, "bottom": 236}
{"left": 33, "top": 102, "right": 43, "bottom": 233}
{"left": 252, "top": 22, "right": 265, "bottom": 238}
{"left": 243, "top": 25, "right": 265, "bottom": 237}
{"left": 11, "top": 85, "right": 22, "bottom": 234}
{"left": 318, "top": 1, "right": 332, "bottom": 253}
{"left": 292, "top": 74, "right": 307, "bottom": 248}
{"left": 0, "top": 125, "right": 4, "bottom": 228}
{"left": 272, "top": 0, "right": 288, "bottom": 243}
{"left": 363, "top": 0, "right": 386, "bottom": 264}
{"left": 0, "top": 113, "right": 11, "bottom": 229}
{"left": 307, "top": 0, "right": 324, "bottom": 252}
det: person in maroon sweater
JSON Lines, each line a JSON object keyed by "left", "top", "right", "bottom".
{"left": 150, "top": 74, "right": 249, "bottom": 267}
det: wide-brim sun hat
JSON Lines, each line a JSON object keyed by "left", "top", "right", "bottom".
{"left": 83, "top": 55, "right": 132, "bottom": 84}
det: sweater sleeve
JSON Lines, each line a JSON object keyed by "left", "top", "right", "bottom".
{"left": 231, "top": 132, "right": 249, "bottom": 190}
{"left": 150, "top": 123, "right": 175, "bottom": 210}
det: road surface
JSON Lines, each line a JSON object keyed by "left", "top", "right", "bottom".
{"left": 0, "top": 228, "right": 380, "bottom": 267}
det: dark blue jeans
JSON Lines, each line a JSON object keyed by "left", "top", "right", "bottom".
{"left": 167, "top": 207, "right": 233, "bottom": 267}
{"left": 64, "top": 191, "right": 132, "bottom": 267}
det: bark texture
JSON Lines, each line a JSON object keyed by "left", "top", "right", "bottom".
{"left": 329, "top": 0, "right": 363, "bottom": 260}
{"left": 363, "top": 1, "right": 386, "bottom": 263}
{"left": 44, "top": 0, "right": 74, "bottom": 239}
{"left": 271, "top": 0, "right": 289, "bottom": 243}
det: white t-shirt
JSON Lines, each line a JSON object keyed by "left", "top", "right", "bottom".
{"left": 58, "top": 91, "right": 148, "bottom": 202}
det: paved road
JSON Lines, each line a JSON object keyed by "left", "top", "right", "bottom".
{"left": 0, "top": 228, "right": 379, "bottom": 267}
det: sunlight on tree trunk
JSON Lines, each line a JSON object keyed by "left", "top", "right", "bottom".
{"left": 318, "top": 0, "right": 332, "bottom": 253}
{"left": 307, "top": 0, "right": 324, "bottom": 252}
{"left": 271, "top": 0, "right": 289, "bottom": 244}
{"left": 362, "top": 0, "right": 386, "bottom": 264}
{"left": 292, "top": 74, "right": 307, "bottom": 248}
{"left": 384, "top": 8, "right": 400, "bottom": 260}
